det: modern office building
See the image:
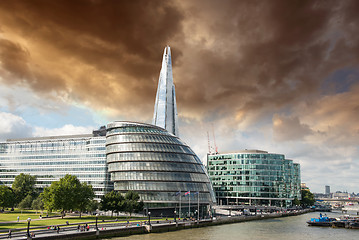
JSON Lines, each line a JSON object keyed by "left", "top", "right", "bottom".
{"left": 106, "top": 121, "right": 215, "bottom": 214}
{"left": 0, "top": 127, "right": 112, "bottom": 200}
{"left": 207, "top": 150, "right": 301, "bottom": 206}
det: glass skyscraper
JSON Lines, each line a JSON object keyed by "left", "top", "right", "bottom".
{"left": 207, "top": 150, "right": 301, "bottom": 206}
{"left": 152, "top": 46, "right": 179, "bottom": 136}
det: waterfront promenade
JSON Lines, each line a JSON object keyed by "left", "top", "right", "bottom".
{"left": 0, "top": 209, "right": 312, "bottom": 240}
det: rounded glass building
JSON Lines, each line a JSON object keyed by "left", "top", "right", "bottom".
{"left": 106, "top": 121, "right": 215, "bottom": 214}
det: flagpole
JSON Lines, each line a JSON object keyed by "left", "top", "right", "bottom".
{"left": 179, "top": 190, "right": 181, "bottom": 219}
{"left": 188, "top": 192, "right": 190, "bottom": 218}
{"left": 197, "top": 192, "right": 199, "bottom": 223}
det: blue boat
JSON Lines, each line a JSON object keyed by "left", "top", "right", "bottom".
{"left": 306, "top": 215, "right": 336, "bottom": 227}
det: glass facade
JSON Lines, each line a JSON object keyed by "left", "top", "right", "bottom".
{"left": 207, "top": 150, "right": 301, "bottom": 206}
{"left": 0, "top": 130, "right": 112, "bottom": 200}
{"left": 106, "top": 121, "right": 216, "bottom": 208}
{"left": 152, "top": 46, "right": 179, "bottom": 136}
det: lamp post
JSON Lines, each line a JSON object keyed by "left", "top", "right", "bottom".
{"left": 95, "top": 213, "right": 99, "bottom": 235}
{"left": 148, "top": 212, "right": 151, "bottom": 226}
{"left": 27, "top": 217, "right": 31, "bottom": 239}
{"left": 195, "top": 210, "right": 198, "bottom": 224}
{"left": 95, "top": 214, "right": 99, "bottom": 229}
{"left": 174, "top": 210, "right": 177, "bottom": 223}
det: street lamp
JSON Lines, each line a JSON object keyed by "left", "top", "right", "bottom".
{"left": 95, "top": 214, "right": 99, "bottom": 230}
{"left": 148, "top": 212, "right": 151, "bottom": 226}
{"left": 27, "top": 217, "right": 31, "bottom": 239}
{"left": 174, "top": 210, "right": 177, "bottom": 223}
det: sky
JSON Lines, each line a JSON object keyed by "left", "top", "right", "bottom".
{"left": 0, "top": 0, "right": 359, "bottom": 194}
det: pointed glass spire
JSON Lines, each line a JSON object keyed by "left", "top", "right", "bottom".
{"left": 152, "top": 46, "right": 179, "bottom": 136}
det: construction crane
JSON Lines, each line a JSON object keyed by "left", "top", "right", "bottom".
{"left": 211, "top": 124, "right": 218, "bottom": 154}
{"left": 207, "top": 131, "right": 211, "bottom": 154}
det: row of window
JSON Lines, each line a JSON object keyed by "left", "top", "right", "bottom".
{"left": 107, "top": 152, "right": 201, "bottom": 164}
{"left": 208, "top": 165, "right": 283, "bottom": 171}
{"left": 111, "top": 171, "right": 209, "bottom": 182}
{"left": 208, "top": 153, "right": 285, "bottom": 161}
{"left": 209, "top": 170, "right": 284, "bottom": 176}
{"left": 208, "top": 159, "right": 285, "bottom": 166}
{"left": 0, "top": 154, "right": 105, "bottom": 160}
{"left": 114, "top": 181, "right": 213, "bottom": 193}
{"left": 0, "top": 160, "right": 106, "bottom": 166}
{"left": 215, "top": 192, "right": 297, "bottom": 198}
{"left": 0, "top": 167, "right": 106, "bottom": 172}
{"left": 107, "top": 126, "right": 166, "bottom": 135}
{"left": 108, "top": 161, "right": 204, "bottom": 173}
{"left": 106, "top": 143, "right": 194, "bottom": 155}
{"left": 2, "top": 137, "right": 106, "bottom": 150}
{"left": 134, "top": 192, "right": 212, "bottom": 202}
{"left": 106, "top": 134, "right": 182, "bottom": 146}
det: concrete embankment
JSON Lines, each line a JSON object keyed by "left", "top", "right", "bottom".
{"left": 0, "top": 209, "right": 312, "bottom": 240}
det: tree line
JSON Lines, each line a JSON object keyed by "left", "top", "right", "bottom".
{"left": 0, "top": 173, "right": 143, "bottom": 217}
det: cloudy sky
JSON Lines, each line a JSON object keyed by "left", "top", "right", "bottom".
{"left": 0, "top": 0, "right": 358, "bottom": 193}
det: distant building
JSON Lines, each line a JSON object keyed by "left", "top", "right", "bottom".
{"left": 333, "top": 191, "right": 350, "bottom": 199}
{"left": 325, "top": 185, "right": 330, "bottom": 195}
{"left": 207, "top": 150, "right": 301, "bottom": 206}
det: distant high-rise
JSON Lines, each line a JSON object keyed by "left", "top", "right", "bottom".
{"left": 325, "top": 185, "right": 330, "bottom": 195}
{"left": 152, "top": 46, "right": 179, "bottom": 136}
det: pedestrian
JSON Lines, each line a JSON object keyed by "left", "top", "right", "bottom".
{"left": 17, "top": 216, "right": 19, "bottom": 222}
{"left": 57, "top": 226, "right": 60, "bottom": 233}
{"left": 77, "top": 224, "right": 80, "bottom": 232}
{"left": 7, "top": 229, "right": 11, "bottom": 239}
{"left": 87, "top": 225, "right": 90, "bottom": 231}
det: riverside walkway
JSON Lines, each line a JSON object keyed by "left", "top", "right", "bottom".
{"left": 0, "top": 209, "right": 312, "bottom": 240}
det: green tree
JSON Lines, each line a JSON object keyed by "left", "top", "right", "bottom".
{"left": 12, "top": 173, "right": 37, "bottom": 204}
{"left": 87, "top": 200, "right": 99, "bottom": 213}
{"left": 123, "top": 191, "right": 144, "bottom": 217}
{"left": 293, "top": 197, "right": 301, "bottom": 206}
{"left": 300, "top": 190, "right": 315, "bottom": 207}
{"left": 18, "top": 194, "right": 33, "bottom": 209}
{"left": 77, "top": 182, "right": 95, "bottom": 218}
{"left": 41, "top": 174, "right": 94, "bottom": 218}
{"left": 32, "top": 196, "right": 44, "bottom": 213}
{"left": 0, "top": 185, "right": 14, "bottom": 210}
{"left": 100, "top": 191, "right": 124, "bottom": 217}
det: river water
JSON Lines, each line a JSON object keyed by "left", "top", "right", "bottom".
{"left": 112, "top": 211, "right": 358, "bottom": 240}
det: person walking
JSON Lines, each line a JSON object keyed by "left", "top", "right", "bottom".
{"left": 7, "top": 229, "right": 11, "bottom": 239}
{"left": 17, "top": 216, "right": 19, "bottom": 222}
{"left": 57, "top": 226, "right": 60, "bottom": 233}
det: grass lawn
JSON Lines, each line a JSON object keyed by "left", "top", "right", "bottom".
{"left": 0, "top": 210, "right": 148, "bottom": 231}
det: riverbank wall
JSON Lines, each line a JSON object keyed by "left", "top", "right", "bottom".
{"left": 1, "top": 209, "right": 312, "bottom": 240}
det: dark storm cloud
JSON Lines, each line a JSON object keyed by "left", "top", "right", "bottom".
{"left": 0, "top": 0, "right": 184, "bottom": 115}
{"left": 175, "top": 0, "right": 343, "bottom": 119}
{"left": 0, "top": 0, "right": 359, "bottom": 121}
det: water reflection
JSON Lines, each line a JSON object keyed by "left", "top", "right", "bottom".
{"left": 112, "top": 212, "right": 358, "bottom": 240}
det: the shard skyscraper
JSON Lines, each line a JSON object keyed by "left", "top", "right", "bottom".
{"left": 152, "top": 46, "right": 179, "bottom": 136}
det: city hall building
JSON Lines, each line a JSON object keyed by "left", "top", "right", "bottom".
{"left": 207, "top": 150, "right": 301, "bottom": 207}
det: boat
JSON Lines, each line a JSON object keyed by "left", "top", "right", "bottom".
{"left": 306, "top": 215, "right": 336, "bottom": 227}
{"left": 348, "top": 221, "right": 359, "bottom": 229}
{"left": 331, "top": 215, "right": 359, "bottom": 228}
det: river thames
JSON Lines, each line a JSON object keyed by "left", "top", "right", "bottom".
{"left": 113, "top": 211, "right": 358, "bottom": 240}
